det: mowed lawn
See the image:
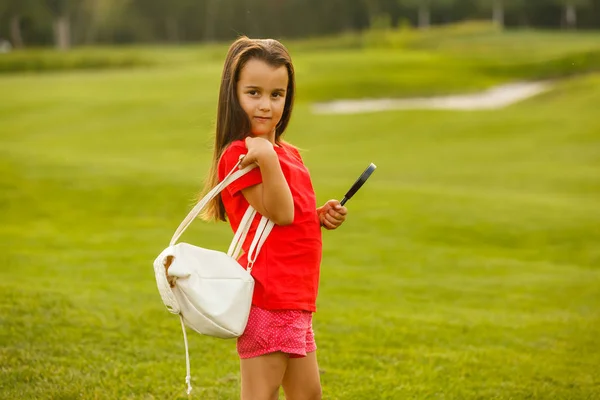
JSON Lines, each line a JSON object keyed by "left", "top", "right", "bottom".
{"left": 1, "top": 30, "right": 600, "bottom": 399}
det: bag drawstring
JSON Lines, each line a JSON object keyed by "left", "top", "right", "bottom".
{"left": 179, "top": 314, "right": 192, "bottom": 395}
{"left": 161, "top": 158, "right": 274, "bottom": 396}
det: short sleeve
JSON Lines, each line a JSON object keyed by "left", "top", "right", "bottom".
{"left": 281, "top": 142, "right": 303, "bottom": 164}
{"left": 289, "top": 145, "right": 304, "bottom": 163}
{"left": 218, "top": 141, "right": 263, "bottom": 196}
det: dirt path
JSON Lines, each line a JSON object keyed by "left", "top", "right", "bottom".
{"left": 312, "top": 82, "right": 551, "bottom": 114}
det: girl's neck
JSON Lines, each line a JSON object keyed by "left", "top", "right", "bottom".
{"left": 251, "top": 131, "right": 278, "bottom": 146}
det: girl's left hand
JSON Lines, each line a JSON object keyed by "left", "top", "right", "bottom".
{"left": 317, "top": 199, "right": 347, "bottom": 230}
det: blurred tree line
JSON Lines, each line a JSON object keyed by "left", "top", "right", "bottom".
{"left": 1, "top": 0, "right": 599, "bottom": 50}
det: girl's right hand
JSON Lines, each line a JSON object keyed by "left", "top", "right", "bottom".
{"left": 238, "top": 135, "right": 294, "bottom": 225}
{"left": 240, "top": 136, "right": 277, "bottom": 168}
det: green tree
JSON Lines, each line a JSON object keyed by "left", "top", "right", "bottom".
{"left": 556, "top": 0, "right": 590, "bottom": 28}
{"left": 0, "top": 0, "right": 25, "bottom": 48}
{"left": 417, "top": 0, "right": 431, "bottom": 29}
{"left": 399, "top": 0, "right": 456, "bottom": 30}
{"left": 75, "top": 0, "right": 131, "bottom": 44}
{"left": 0, "top": 0, "right": 43, "bottom": 48}
{"left": 477, "top": 0, "right": 524, "bottom": 28}
{"left": 44, "top": 0, "right": 78, "bottom": 49}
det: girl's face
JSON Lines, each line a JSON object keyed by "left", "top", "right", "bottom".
{"left": 237, "top": 58, "right": 288, "bottom": 141}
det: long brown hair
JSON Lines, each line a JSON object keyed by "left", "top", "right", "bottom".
{"left": 200, "top": 36, "right": 296, "bottom": 222}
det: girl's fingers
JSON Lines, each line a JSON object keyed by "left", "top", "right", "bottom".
{"left": 239, "top": 152, "right": 257, "bottom": 168}
{"left": 327, "top": 201, "right": 347, "bottom": 215}
{"left": 319, "top": 201, "right": 347, "bottom": 228}
{"left": 323, "top": 218, "right": 336, "bottom": 230}
{"left": 325, "top": 213, "right": 340, "bottom": 226}
{"left": 328, "top": 209, "right": 345, "bottom": 221}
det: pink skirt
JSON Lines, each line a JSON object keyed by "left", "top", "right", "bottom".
{"left": 237, "top": 305, "right": 317, "bottom": 359}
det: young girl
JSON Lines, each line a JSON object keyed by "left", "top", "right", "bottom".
{"left": 201, "top": 36, "right": 348, "bottom": 400}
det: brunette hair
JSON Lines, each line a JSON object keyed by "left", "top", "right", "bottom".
{"left": 200, "top": 36, "right": 296, "bottom": 221}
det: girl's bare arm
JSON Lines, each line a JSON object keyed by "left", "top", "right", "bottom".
{"left": 240, "top": 137, "right": 294, "bottom": 225}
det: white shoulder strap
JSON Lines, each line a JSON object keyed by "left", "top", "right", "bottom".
{"left": 169, "top": 157, "right": 255, "bottom": 246}
{"left": 169, "top": 155, "right": 275, "bottom": 263}
{"left": 168, "top": 156, "right": 275, "bottom": 396}
{"left": 227, "top": 206, "right": 256, "bottom": 259}
{"left": 246, "top": 215, "right": 274, "bottom": 272}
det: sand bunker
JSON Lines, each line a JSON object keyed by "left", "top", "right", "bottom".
{"left": 312, "top": 82, "right": 551, "bottom": 114}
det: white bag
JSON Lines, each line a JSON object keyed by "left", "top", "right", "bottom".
{"left": 153, "top": 157, "right": 273, "bottom": 394}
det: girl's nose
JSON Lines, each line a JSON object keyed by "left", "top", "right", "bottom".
{"left": 259, "top": 98, "right": 270, "bottom": 112}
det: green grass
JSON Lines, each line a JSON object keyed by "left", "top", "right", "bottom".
{"left": 0, "top": 44, "right": 228, "bottom": 73}
{"left": 1, "top": 28, "right": 600, "bottom": 399}
{"left": 4, "top": 22, "right": 600, "bottom": 101}
{"left": 0, "top": 47, "right": 153, "bottom": 73}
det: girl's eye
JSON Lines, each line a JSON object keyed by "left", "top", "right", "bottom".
{"left": 272, "top": 92, "right": 283, "bottom": 98}
{"left": 248, "top": 90, "right": 258, "bottom": 96}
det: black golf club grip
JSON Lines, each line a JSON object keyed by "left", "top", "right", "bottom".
{"left": 340, "top": 163, "right": 376, "bottom": 206}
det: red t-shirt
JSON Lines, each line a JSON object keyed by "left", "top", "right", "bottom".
{"left": 218, "top": 140, "right": 322, "bottom": 312}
